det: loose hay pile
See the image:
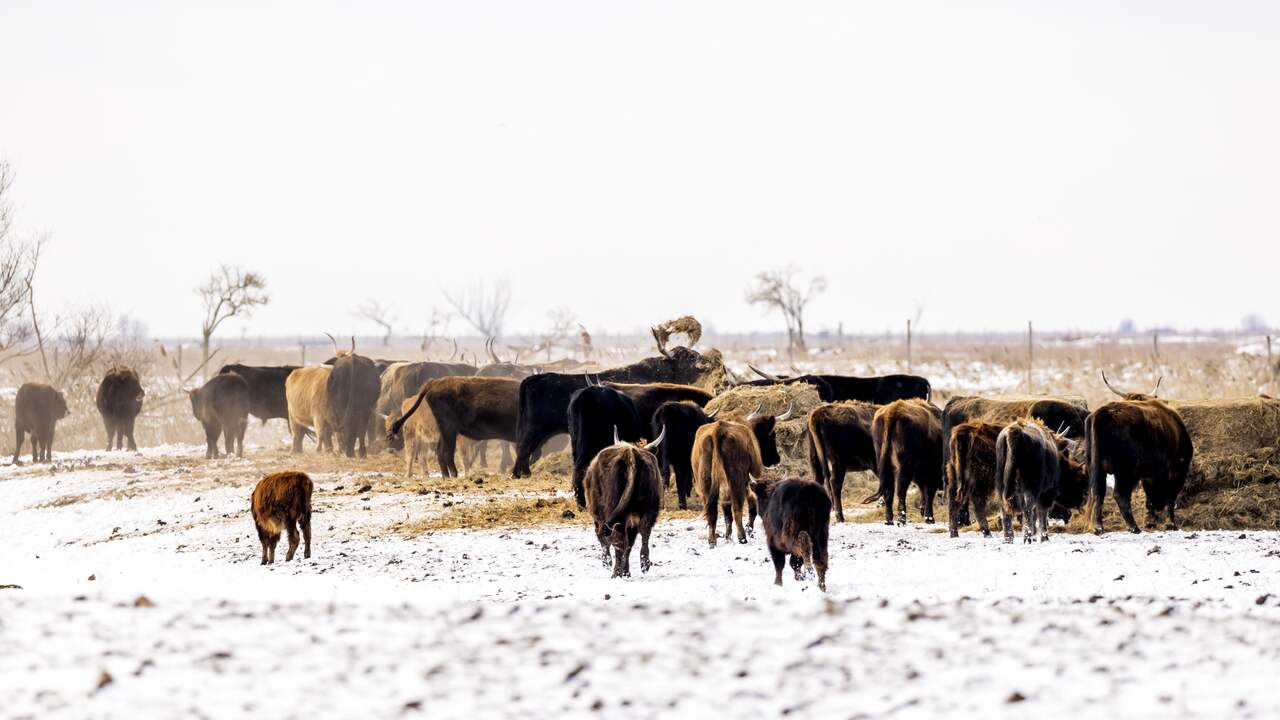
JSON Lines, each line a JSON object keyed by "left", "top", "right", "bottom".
{"left": 1170, "top": 397, "right": 1280, "bottom": 529}
{"left": 531, "top": 450, "right": 573, "bottom": 476}
{"left": 704, "top": 383, "right": 823, "bottom": 467}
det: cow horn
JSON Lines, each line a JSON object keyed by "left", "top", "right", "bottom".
{"left": 613, "top": 425, "right": 621, "bottom": 445}
{"left": 584, "top": 372, "right": 594, "bottom": 387}
{"left": 1055, "top": 422, "right": 1068, "bottom": 436}
{"left": 449, "top": 338, "right": 458, "bottom": 360}
{"left": 486, "top": 337, "right": 499, "bottom": 363}
{"left": 1151, "top": 376, "right": 1162, "bottom": 397}
{"left": 349, "top": 336, "right": 356, "bottom": 354}
{"left": 749, "top": 364, "right": 781, "bottom": 382}
{"left": 1101, "top": 371, "right": 1127, "bottom": 398}
{"left": 746, "top": 402, "right": 764, "bottom": 421}
{"left": 705, "top": 407, "right": 719, "bottom": 419}
{"left": 324, "top": 332, "right": 339, "bottom": 356}
{"left": 647, "top": 425, "right": 666, "bottom": 450}
{"left": 775, "top": 401, "right": 795, "bottom": 422}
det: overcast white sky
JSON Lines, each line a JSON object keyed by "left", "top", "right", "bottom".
{"left": 1, "top": 1, "right": 1277, "bottom": 340}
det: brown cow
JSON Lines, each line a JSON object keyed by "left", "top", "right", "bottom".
{"left": 13, "top": 383, "right": 68, "bottom": 464}
{"left": 189, "top": 373, "right": 249, "bottom": 459}
{"left": 1086, "top": 373, "right": 1192, "bottom": 534}
{"left": 945, "top": 420, "right": 1003, "bottom": 538}
{"left": 869, "top": 399, "right": 943, "bottom": 526}
{"left": 388, "top": 376, "right": 520, "bottom": 477}
{"left": 385, "top": 396, "right": 440, "bottom": 477}
{"left": 583, "top": 428, "right": 665, "bottom": 577}
{"left": 691, "top": 418, "right": 766, "bottom": 547}
{"left": 250, "top": 471, "right": 313, "bottom": 564}
{"left": 807, "top": 400, "right": 880, "bottom": 522}
{"left": 286, "top": 366, "right": 334, "bottom": 453}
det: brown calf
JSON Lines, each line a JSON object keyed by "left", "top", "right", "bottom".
{"left": 691, "top": 419, "right": 765, "bottom": 546}
{"left": 13, "top": 383, "right": 68, "bottom": 464}
{"left": 870, "top": 399, "right": 943, "bottom": 526}
{"left": 250, "top": 471, "right": 313, "bottom": 564}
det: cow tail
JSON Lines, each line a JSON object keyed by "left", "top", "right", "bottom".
{"left": 863, "top": 411, "right": 893, "bottom": 504}
{"left": 796, "top": 529, "right": 813, "bottom": 573}
{"left": 1086, "top": 413, "right": 1105, "bottom": 531}
{"left": 997, "top": 428, "right": 1015, "bottom": 513}
{"left": 390, "top": 385, "right": 428, "bottom": 437}
{"left": 710, "top": 428, "right": 730, "bottom": 501}
{"left": 605, "top": 448, "right": 638, "bottom": 529}
{"left": 808, "top": 415, "right": 827, "bottom": 483}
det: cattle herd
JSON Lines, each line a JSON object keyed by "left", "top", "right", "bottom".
{"left": 9, "top": 335, "right": 1201, "bottom": 590}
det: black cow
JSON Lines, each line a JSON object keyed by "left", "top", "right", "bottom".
{"left": 583, "top": 430, "right": 665, "bottom": 578}
{"left": 189, "top": 373, "right": 250, "bottom": 459}
{"left": 569, "top": 384, "right": 644, "bottom": 507}
{"left": 750, "top": 477, "right": 832, "bottom": 591}
{"left": 995, "top": 419, "right": 1064, "bottom": 544}
{"left": 511, "top": 347, "right": 717, "bottom": 477}
{"left": 747, "top": 366, "right": 927, "bottom": 403}
{"left": 217, "top": 364, "right": 299, "bottom": 423}
{"left": 96, "top": 365, "right": 145, "bottom": 451}
{"left": 650, "top": 401, "right": 717, "bottom": 509}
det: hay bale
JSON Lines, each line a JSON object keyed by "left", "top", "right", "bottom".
{"left": 705, "top": 383, "right": 823, "bottom": 461}
{"left": 531, "top": 450, "right": 572, "bottom": 477}
{"left": 1170, "top": 397, "right": 1280, "bottom": 458}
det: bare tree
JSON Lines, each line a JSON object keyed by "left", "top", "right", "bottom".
{"left": 0, "top": 160, "right": 43, "bottom": 365}
{"left": 196, "top": 265, "right": 269, "bottom": 378}
{"left": 355, "top": 299, "right": 396, "bottom": 346}
{"left": 420, "top": 307, "right": 452, "bottom": 353}
{"left": 443, "top": 278, "right": 511, "bottom": 338}
{"left": 537, "top": 306, "right": 577, "bottom": 361}
{"left": 746, "top": 266, "right": 827, "bottom": 351}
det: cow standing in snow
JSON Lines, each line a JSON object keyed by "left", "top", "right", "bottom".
{"left": 583, "top": 428, "right": 665, "bottom": 578}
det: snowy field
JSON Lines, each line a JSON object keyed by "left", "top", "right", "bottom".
{"left": 2, "top": 445, "right": 1279, "bottom": 719}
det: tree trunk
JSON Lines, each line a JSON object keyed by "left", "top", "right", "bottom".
{"left": 202, "top": 334, "right": 211, "bottom": 382}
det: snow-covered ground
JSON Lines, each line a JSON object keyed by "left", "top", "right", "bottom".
{"left": 2, "top": 447, "right": 1279, "bottom": 719}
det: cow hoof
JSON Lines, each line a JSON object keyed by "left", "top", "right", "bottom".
{"left": 924, "top": 517, "right": 935, "bottom": 524}
{"left": 884, "top": 521, "right": 894, "bottom": 527}
{"left": 981, "top": 530, "right": 992, "bottom": 538}
{"left": 641, "top": 561, "right": 651, "bottom": 574}
{"left": 738, "top": 537, "right": 747, "bottom": 545}
{"left": 948, "top": 530, "right": 958, "bottom": 539}
{"left": 1128, "top": 527, "right": 1142, "bottom": 535}
{"left": 1040, "top": 534, "right": 1049, "bottom": 542}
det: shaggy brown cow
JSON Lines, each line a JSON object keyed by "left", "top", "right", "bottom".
{"left": 869, "top": 399, "right": 943, "bottom": 526}
{"left": 750, "top": 477, "right": 832, "bottom": 591}
{"left": 13, "top": 383, "right": 68, "bottom": 464}
{"left": 1086, "top": 373, "right": 1192, "bottom": 534}
{"left": 250, "top": 471, "right": 313, "bottom": 564}
{"left": 96, "top": 365, "right": 145, "bottom": 451}
{"left": 388, "top": 376, "right": 520, "bottom": 477}
{"left": 807, "top": 401, "right": 880, "bottom": 522}
{"left": 691, "top": 418, "right": 766, "bottom": 546}
{"left": 189, "top": 373, "right": 250, "bottom": 459}
{"left": 945, "top": 420, "right": 1003, "bottom": 538}
{"left": 286, "top": 366, "right": 334, "bottom": 453}
{"left": 583, "top": 428, "right": 665, "bottom": 577}
{"left": 384, "top": 396, "right": 440, "bottom": 477}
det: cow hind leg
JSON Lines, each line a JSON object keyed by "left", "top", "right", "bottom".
{"left": 125, "top": 419, "right": 138, "bottom": 451}
{"left": 301, "top": 510, "right": 312, "bottom": 559}
{"left": 12, "top": 427, "right": 23, "bottom": 465}
{"left": 285, "top": 518, "right": 301, "bottom": 561}
{"left": 1000, "top": 499, "right": 1015, "bottom": 544}
{"left": 721, "top": 501, "right": 733, "bottom": 540}
{"left": 267, "top": 532, "right": 280, "bottom": 564}
{"left": 921, "top": 481, "right": 937, "bottom": 524}
{"left": 830, "top": 464, "right": 847, "bottom": 523}
{"left": 974, "top": 496, "right": 993, "bottom": 538}
{"left": 1113, "top": 482, "right": 1142, "bottom": 534}
{"left": 895, "top": 468, "right": 911, "bottom": 526}
{"left": 790, "top": 553, "right": 805, "bottom": 581}
{"left": 769, "top": 545, "right": 786, "bottom": 586}
{"left": 705, "top": 493, "right": 720, "bottom": 548}
{"left": 1022, "top": 490, "right": 1037, "bottom": 544}
{"left": 732, "top": 499, "right": 748, "bottom": 545}
{"left": 639, "top": 522, "right": 653, "bottom": 573}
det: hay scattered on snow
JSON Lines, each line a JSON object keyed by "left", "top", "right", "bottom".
{"left": 705, "top": 383, "right": 823, "bottom": 461}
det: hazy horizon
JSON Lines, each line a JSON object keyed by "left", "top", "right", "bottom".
{"left": 2, "top": 1, "right": 1277, "bottom": 340}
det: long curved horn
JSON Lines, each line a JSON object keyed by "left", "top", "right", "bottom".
{"left": 775, "top": 401, "right": 795, "bottom": 422}
{"left": 486, "top": 337, "right": 499, "bottom": 363}
{"left": 584, "top": 372, "right": 594, "bottom": 387}
{"left": 449, "top": 338, "right": 458, "bottom": 360}
{"left": 349, "top": 336, "right": 356, "bottom": 355}
{"left": 1055, "top": 422, "right": 1068, "bottom": 436}
{"left": 647, "top": 425, "right": 666, "bottom": 450}
{"left": 749, "top": 364, "right": 781, "bottom": 382}
{"left": 705, "top": 407, "right": 719, "bottom": 419}
{"left": 1151, "top": 376, "right": 1163, "bottom": 397}
{"left": 324, "top": 332, "right": 339, "bottom": 356}
{"left": 746, "top": 402, "right": 764, "bottom": 421}
{"left": 613, "top": 425, "right": 620, "bottom": 445}
{"left": 1101, "top": 371, "right": 1127, "bottom": 398}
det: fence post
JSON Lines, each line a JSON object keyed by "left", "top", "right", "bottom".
{"left": 1026, "top": 321, "right": 1033, "bottom": 390}
{"left": 906, "top": 319, "right": 912, "bottom": 372}
{"left": 300, "top": 343, "right": 306, "bottom": 366}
